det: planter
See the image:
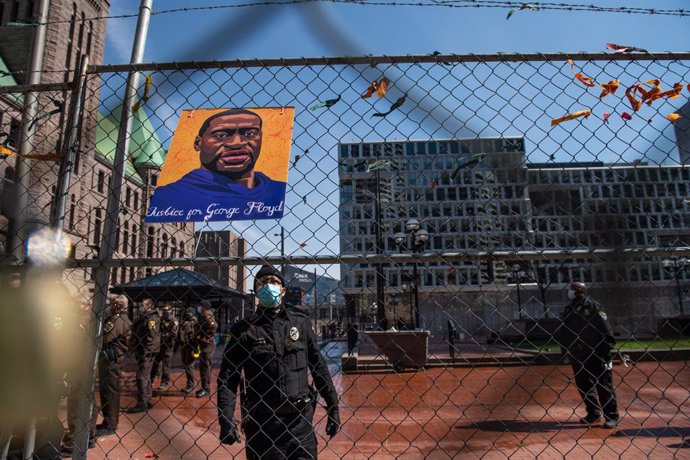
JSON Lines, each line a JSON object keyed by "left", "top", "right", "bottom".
{"left": 364, "top": 330, "right": 430, "bottom": 371}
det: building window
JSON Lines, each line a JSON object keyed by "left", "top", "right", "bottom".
{"left": 68, "top": 194, "right": 76, "bottom": 230}
{"left": 97, "top": 171, "right": 105, "bottom": 193}
{"left": 151, "top": 175, "right": 158, "bottom": 187}
{"left": 133, "top": 192, "right": 139, "bottom": 210}
{"left": 131, "top": 225, "right": 137, "bottom": 257}
{"left": 146, "top": 227, "right": 154, "bottom": 257}
{"left": 179, "top": 242, "right": 185, "bottom": 258}
{"left": 114, "top": 220, "right": 120, "bottom": 252}
{"left": 8, "top": 119, "right": 20, "bottom": 149}
{"left": 93, "top": 208, "right": 102, "bottom": 246}
{"left": 170, "top": 238, "right": 177, "bottom": 258}
{"left": 161, "top": 234, "right": 168, "bottom": 258}
{"left": 122, "top": 222, "right": 129, "bottom": 254}
{"left": 9, "top": 1, "right": 19, "bottom": 21}
{"left": 125, "top": 187, "right": 131, "bottom": 208}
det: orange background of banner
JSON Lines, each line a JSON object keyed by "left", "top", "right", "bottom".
{"left": 157, "top": 107, "right": 294, "bottom": 187}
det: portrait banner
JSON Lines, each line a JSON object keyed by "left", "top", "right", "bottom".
{"left": 145, "top": 107, "right": 293, "bottom": 223}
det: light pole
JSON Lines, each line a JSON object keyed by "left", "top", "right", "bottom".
{"left": 273, "top": 226, "right": 285, "bottom": 278}
{"left": 512, "top": 264, "right": 526, "bottom": 319}
{"left": 393, "top": 218, "right": 430, "bottom": 329}
{"left": 662, "top": 258, "right": 688, "bottom": 316}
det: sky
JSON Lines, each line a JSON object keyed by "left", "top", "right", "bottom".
{"left": 100, "top": 1, "right": 690, "bottom": 282}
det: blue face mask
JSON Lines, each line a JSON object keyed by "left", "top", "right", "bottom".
{"left": 257, "top": 284, "right": 283, "bottom": 308}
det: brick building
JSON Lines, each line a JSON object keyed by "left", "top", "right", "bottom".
{"left": 0, "top": 0, "right": 195, "bottom": 296}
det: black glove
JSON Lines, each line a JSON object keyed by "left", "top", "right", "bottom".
{"left": 220, "top": 420, "right": 241, "bottom": 445}
{"left": 325, "top": 406, "right": 340, "bottom": 438}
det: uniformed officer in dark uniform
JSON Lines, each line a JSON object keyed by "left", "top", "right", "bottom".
{"left": 95, "top": 295, "right": 131, "bottom": 436}
{"left": 175, "top": 307, "right": 199, "bottom": 394}
{"left": 127, "top": 298, "right": 160, "bottom": 413}
{"left": 151, "top": 304, "right": 178, "bottom": 391}
{"left": 559, "top": 282, "right": 620, "bottom": 428}
{"left": 196, "top": 300, "right": 218, "bottom": 398}
{"left": 217, "top": 265, "right": 340, "bottom": 459}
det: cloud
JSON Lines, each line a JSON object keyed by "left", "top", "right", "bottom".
{"left": 104, "top": 4, "right": 138, "bottom": 63}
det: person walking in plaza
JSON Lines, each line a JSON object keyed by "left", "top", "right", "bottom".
{"left": 95, "top": 295, "right": 131, "bottom": 437}
{"left": 217, "top": 265, "right": 340, "bottom": 459}
{"left": 151, "top": 304, "right": 178, "bottom": 391}
{"left": 559, "top": 282, "right": 620, "bottom": 429}
{"left": 126, "top": 298, "right": 160, "bottom": 413}
{"left": 175, "top": 307, "right": 199, "bottom": 394}
{"left": 195, "top": 300, "right": 218, "bottom": 398}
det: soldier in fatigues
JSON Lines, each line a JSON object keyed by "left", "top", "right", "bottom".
{"left": 175, "top": 307, "right": 198, "bottom": 394}
{"left": 151, "top": 304, "right": 178, "bottom": 391}
{"left": 560, "top": 282, "right": 620, "bottom": 429}
{"left": 217, "top": 265, "right": 340, "bottom": 459}
{"left": 195, "top": 300, "right": 218, "bottom": 398}
{"left": 126, "top": 298, "right": 160, "bottom": 413}
{"left": 96, "top": 295, "right": 131, "bottom": 436}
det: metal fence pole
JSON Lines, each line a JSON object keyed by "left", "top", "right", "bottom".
{"left": 49, "top": 55, "right": 88, "bottom": 231}
{"left": 71, "top": 1, "right": 153, "bottom": 458}
{"left": 6, "top": 0, "right": 51, "bottom": 263}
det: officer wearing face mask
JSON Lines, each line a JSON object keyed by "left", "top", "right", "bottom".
{"left": 559, "top": 282, "right": 619, "bottom": 429}
{"left": 217, "top": 265, "right": 340, "bottom": 459}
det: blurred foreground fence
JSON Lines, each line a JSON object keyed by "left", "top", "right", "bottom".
{"left": 1, "top": 52, "right": 690, "bottom": 458}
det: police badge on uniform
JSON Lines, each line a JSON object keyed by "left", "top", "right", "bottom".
{"left": 289, "top": 326, "right": 300, "bottom": 341}
{"left": 148, "top": 320, "right": 157, "bottom": 330}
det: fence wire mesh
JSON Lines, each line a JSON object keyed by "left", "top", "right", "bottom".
{"left": 1, "top": 53, "right": 690, "bottom": 459}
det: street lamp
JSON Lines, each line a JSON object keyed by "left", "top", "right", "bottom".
{"left": 393, "top": 218, "right": 430, "bottom": 329}
{"left": 512, "top": 264, "right": 526, "bottom": 319}
{"left": 662, "top": 257, "right": 688, "bottom": 316}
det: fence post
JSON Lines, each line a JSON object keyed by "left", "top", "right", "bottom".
{"left": 71, "top": 1, "right": 153, "bottom": 459}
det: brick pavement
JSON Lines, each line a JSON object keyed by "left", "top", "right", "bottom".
{"left": 65, "top": 350, "right": 690, "bottom": 459}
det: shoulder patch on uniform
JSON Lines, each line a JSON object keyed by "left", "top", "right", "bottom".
{"left": 148, "top": 320, "right": 157, "bottom": 330}
{"left": 289, "top": 326, "right": 300, "bottom": 341}
{"left": 174, "top": 320, "right": 179, "bottom": 326}
{"left": 598, "top": 311, "right": 608, "bottom": 321}
{"left": 103, "top": 321, "right": 114, "bottom": 333}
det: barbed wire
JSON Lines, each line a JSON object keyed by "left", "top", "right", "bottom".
{"left": 1, "top": 0, "right": 687, "bottom": 30}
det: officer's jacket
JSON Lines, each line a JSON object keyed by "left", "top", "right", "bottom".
{"left": 559, "top": 296, "right": 616, "bottom": 360}
{"left": 217, "top": 306, "right": 338, "bottom": 424}
{"left": 177, "top": 316, "right": 198, "bottom": 348}
{"left": 103, "top": 312, "right": 132, "bottom": 360}
{"left": 130, "top": 309, "right": 161, "bottom": 355}
{"left": 197, "top": 311, "right": 218, "bottom": 347}
{"left": 159, "top": 315, "right": 179, "bottom": 349}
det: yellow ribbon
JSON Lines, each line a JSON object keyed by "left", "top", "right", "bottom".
{"left": 551, "top": 109, "right": 591, "bottom": 126}
{"left": 132, "top": 75, "right": 153, "bottom": 113}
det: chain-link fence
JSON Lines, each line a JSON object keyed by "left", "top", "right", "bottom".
{"left": 1, "top": 52, "right": 690, "bottom": 458}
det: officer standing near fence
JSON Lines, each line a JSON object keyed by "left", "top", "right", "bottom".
{"left": 127, "top": 298, "right": 160, "bottom": 413}
{"left": 151, "top": 304, "right": 178, "bottom": 391}
{"left": 560, "top": 282, "right": 620, "bottom": 428}
{"left": 196, "top": 300, "right": 218, "bottom": 398}
{"left": 176, "top": 307, "right": 199, "bottom": 394}
{"left": 95, "top": 295, "right": 131, "bottom": 436}
{"left": 217, "top": 265, "right": 340, "bottom": 459}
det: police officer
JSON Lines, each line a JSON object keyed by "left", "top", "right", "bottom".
{"left": 95, "top": 295, "right": 131, "bottom": 436}
{"left": 126, "top": 298, "right": 160, "bottom": 413}
{"left": 560, "top": 282, "right": 620, "bottom": 428}
{"left": 196, "top": 300, "right": 218, "bottom": 397}
{"left": 175, "top": 307, "right": 199, "bottom": 394}
{"left": 151, "top": 304, "right": 178, "bottom": 391}
{"left": 217, "top": 265, "right": 340, "bottom": 459}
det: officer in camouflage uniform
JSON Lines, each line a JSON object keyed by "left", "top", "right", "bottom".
{"left": 95, "top": 295, "right": 131, "bottom": 437}
{"left": 218, "top": 265, "right": 340, "bottom": 459}
{"left": 175, "top": 307, "right": 198, "bottom": 394}
{"left": 151, "top": 304, "right": 178, "bottom": 391}
{"left": 126, "top": 298, "right": 160, "bottom": 413}
{"left": 560, "top": 282, "right": 620, "bottom": 429}
{"left": 196, "top": 300, "right": 218, "bottom": 398}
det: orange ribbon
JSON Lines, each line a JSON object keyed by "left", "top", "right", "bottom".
{"left": 568, "top": 59, "right": 595, "bottom": 87}
{"left": 362, "top": 77, "right": 390, "bottom": 99}
{"left": 625, "top": 79, "right": 660, "bottom": 112}
{"left": 646, "top": 82, "right": 684, "bottom": 104}
{"left": 598, "top": 80, "right": 619, "bottom": 99}
{"left": 667, "top": 113, "right": 681, "bottom": 124}
{"left": 551, "top": 109, "right": 591, "bottom": 126}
